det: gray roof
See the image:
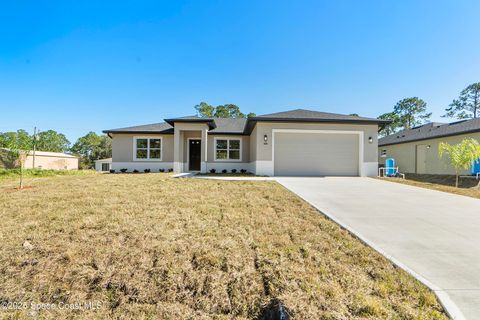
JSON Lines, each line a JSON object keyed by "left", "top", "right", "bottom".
{"left": 103, "top": 122, "right": 174, "bottom": 134}
{"left": 208, "top": 118, "right": 247, "bottom": 134}
{"left": 104, "top": 108, "right": 388, "bottom": 135}
{"left": 379, "top": 118, "right": 480, "bottom": 146}
{"left": 253, "top": 109, "right": 388, "bottom": 123}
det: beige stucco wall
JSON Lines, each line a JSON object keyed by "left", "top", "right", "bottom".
{"left": 111, "top": 133, "right": 174, "bottom": 163}
{"left": 254, "top": 122, "right": 379, "bottom": 162}
{"left": 379, "top": 132, "right": 480, "bottom": 175}
{"left": 24, "top": 155, "right": 78, "bottom": 170}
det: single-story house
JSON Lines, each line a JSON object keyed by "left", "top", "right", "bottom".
{"left": 95, "top": 158, "right": 112, "bottom": 172}
{"left": 103, "top": 109, "right": 389, "bottom": 176}
{"left": 378, "top": 118, "right": 480, "bottom": 175}
{"left": 0, "top": 148, "right": 79, "bottom": 170}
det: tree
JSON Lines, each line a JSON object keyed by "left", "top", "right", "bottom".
{"left": 194, "top": 102, "right": 255, "bottom": 118}
{"left": 438, "top": 139, "right": 480, "bottom": 188}
{"left": 393, "top": 97, "right": 431, "bottom": 130}
{"left": 195, "top": 102, "right": 215, "bottom": 117}
{"left": 378, "top": 112, "right": 401, "bottom": 137}
{"left": 444, "top": 82, "right": 480, "bottom": 119}
{"left": 36, "top": 130, "right": 70, "bottom": 152}
{"left": 0, "top": 130, "right": 31, "bottom": 149}
{"left": 70, "top": 132, "right": 111, "bottom": 169}
{"left": 3, "top": 131, "right": 33, "bottom": 189}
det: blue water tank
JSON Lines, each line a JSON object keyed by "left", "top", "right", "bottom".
{"left": 471, "top": 158, "right": 480, "bottom": 175}
{"left": 385, "top": 158, "right": 395, "bottom": 176}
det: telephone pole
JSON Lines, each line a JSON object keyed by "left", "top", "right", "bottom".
{"left": 32, "top": 127, "right": 37, "bottom": 169}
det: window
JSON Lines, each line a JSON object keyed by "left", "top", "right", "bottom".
{"left": 215, "top": 138, "right": 241, "bottom": 161}
{"left": 381, "top": 149, "right": 387, "bottom": 157}
{"left": 134, "top": 137, "right": 162, "bottom": 160}
{"left": 101, "top": 163, "right": 109, "bottom": 171}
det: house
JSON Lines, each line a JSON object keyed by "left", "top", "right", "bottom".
{"left": 103, "top": 109, "right": 389, "bottom": 176}
{"left": 378, "top": 118, "right": 480, "bottom": 175}
{"left": 95, "top": 158, "right": 112, "bottom": 172}
{"left": 0, "top": 148, "right": 79, "bottom": 170}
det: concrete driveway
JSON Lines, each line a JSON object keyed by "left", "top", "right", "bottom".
{"left": 276, "top": 177, "right": 480, "bottom": 320}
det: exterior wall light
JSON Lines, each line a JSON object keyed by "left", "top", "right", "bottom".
{"left": 263, "top": 134, "right": 268, "bottom": 144}
{"left": 427, "top": 145, "right": 431, "bottom": 149}
{"left": 368, "top": 137, "right": 373, "bottom": 144}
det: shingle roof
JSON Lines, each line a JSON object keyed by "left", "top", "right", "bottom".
{"left": 104, "top": 109, "right": 388, "bottom": 135}
{"left": 103, "top": 122, "right": 174, "bottom": 134}
{"left": 208, "top": 118, "right": 247, "bottom": 134}
{"left": 379, "top": 118, "right": 480, "bottom": 146}
{"left": 253, "top": 109, "right": 388, "bottom": 123}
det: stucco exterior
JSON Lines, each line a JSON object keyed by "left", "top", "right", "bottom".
{"left": 253, "top": 122, "right": 379, "bottom": 176}
{"left": 106, "top": 111, "right": 383, "bottom": 176}
{"left": 24, "top": 151, "right": 78, "bottom": 170}
{"left": 379, "top": 132, "right": 480, "bottom": 175}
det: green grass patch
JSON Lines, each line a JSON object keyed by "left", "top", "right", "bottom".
{"left": 0, "top": 168, "right": 96, "bottom": 181}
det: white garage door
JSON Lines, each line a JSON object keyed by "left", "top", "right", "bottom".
{"left": 274, "top": 132, "right": 360, "bottom": 176}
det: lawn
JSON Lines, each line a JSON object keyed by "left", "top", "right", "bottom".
{"left": 0, "top": 174, "right": 447, "bottom": 319}
{"left": 380, "top": 174, "right": 480, "bottom": 200}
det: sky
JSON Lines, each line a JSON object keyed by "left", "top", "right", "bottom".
{"left": 1, "top": 0, "right": 480, "bottom": 143}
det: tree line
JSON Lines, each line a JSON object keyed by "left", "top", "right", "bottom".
{"left": 0, "top": 130, "right": 111, "bottom": 169}
{"left": 378, "top": 82, "right": 480, "bottom": 137}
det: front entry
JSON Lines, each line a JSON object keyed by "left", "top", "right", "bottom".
{"left": 188, "top": 139, "right": 201, "bottom": 171}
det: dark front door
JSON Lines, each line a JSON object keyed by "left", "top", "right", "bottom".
{"left": 189, "top": 139, "right": 201, "bottom": 171}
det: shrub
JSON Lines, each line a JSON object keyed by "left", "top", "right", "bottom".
{"left": 159, "top": 168, "right": 165, "bottom": 173}
{"left": 240, "top": 169, "right": 247, "bottom": 174}
{"left": 133, "top": 169, "right": 139, "bottom": 173}
{"left": 168, "top": 168, "right": 173, "bottom": 172}
{"left": 144, "top": 169, "right": 151, "bottom": 173}
{"left": 231, "top": 169, "right": 237, "bottom": 173}
{"left": 222, "top": 169, "right": 227, "bottom": 174}
{"left": 210, "top": 169, "right": 216, "bottom": 173}
{"left": 120, "top": 168, "right": 128, "bottom": 173}
{"left": 109, "top": 169, "right": 115, "bottom": 173}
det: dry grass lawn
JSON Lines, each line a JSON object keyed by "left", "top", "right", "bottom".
{"left": 0, "top": 174, "right": 447, "bottom": 319}
{"left": 380, "top": 174, "right": 480, "bottom": 200}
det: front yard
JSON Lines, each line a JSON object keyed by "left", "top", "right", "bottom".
{"left": 380, "top": 174, "right": 480, "bottom": 200}
{"left": 0, "top": 174, "right": 447, "bottom": 319}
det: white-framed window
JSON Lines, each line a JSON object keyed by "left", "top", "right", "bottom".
{"left": 214, "top": 137, "right": 241, "bottom": 161}
{"left": 134, "top": 137, "right": 162, "bottom": 161}
{"left": 381, "top": 149, "right": 387, "bottom": 157}
{"left": 101, "top": 163, "right": 110, "bottom": 171}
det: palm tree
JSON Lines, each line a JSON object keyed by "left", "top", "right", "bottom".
{"left": 438, "top": 139, "right": 480, "bottom": 188}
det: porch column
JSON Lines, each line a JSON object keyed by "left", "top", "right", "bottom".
{"left": 200, "top": 128, "right": 207, "bottom": 173}
{"left": 173, "top": 127, "right": 182, "bottom": 173}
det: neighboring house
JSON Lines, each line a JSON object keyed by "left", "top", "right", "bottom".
{"left": 103, "top": 109, "right": 388, "bottom": 177}
{"left": 379, "top": 118, "right": 480, "bottom": 175}
{"left": 0, "top": 148, "right": 79, "bottom": 170}
{"left": 95, "top": 158, "right": 112, "bottom": 172}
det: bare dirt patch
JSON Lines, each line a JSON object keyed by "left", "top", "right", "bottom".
{"left": 0, "top": 174, "right": 447, "bottom": 319}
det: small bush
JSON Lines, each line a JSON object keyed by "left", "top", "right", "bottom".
{"left": 240, "top": 169, "right": 247, "bottom": 174}
{"left": 222, "top": 169, "right": 227, "bottom": 174}
{"left": 210, "top": 169, "right": 216, "bottom": 173}
{"left": 144, "top": 169, "right": 151, "bottom": 173}
{"left": 159, "top": 168, "right": 165, "bottom": 173}
{"left": 120, "top": 169, "right": 128, "bottom": 173}
{"left": 231, "top": 169, "right": 237, "bottom": 173}
{"left": 109, "top": 169, "right": 115, "bottom": 173}
{"left": 168, "top": 168, "right": 173, "bottom": 172}
{"left": 133, "top": 169, "right": 139, "bottom": 173}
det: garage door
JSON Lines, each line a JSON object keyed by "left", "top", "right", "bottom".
{"left": 274, "top": 132, "right": 359, "bottom": 176}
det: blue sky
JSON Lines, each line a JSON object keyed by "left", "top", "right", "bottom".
{"left": 1, "top": 0, "right": 479, "bottom": 143}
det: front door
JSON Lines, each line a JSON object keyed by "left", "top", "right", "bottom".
{"left": 189, "top": 139, "right": 201, "bottom": 171}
